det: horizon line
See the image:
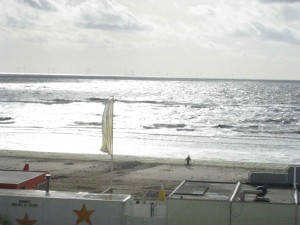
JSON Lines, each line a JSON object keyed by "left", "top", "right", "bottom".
{"left": 0, "top": 72, "right": 299, "bottom": 82}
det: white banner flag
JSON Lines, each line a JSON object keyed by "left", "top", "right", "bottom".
{"left": 100, "top": 98, "right": 113, "bottom": 155}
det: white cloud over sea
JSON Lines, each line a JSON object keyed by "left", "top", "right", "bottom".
{"left": 1, "top": 0, "right": 300, "bottom": 80}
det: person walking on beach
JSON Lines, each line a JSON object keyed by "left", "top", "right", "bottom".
{"left": 185, "top": 155, "right": 191, "bottom": 168}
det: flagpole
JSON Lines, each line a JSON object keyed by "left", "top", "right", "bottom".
{"left": 110, "top": 153, "right": 113, "bottom": 188}
{"left": 110, "top": 97, "right": 114, "bottom": 189}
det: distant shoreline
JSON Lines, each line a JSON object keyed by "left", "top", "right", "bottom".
{"left": 0, "top": 73, "right": 299, "bottom": 82}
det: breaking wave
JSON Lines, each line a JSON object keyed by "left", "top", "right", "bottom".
{"left": 143, "top": 123, "right": 186, "bottom": 129}
{"left": 0, "top": 116, "right": 14, "bottom": 124}
{"left": 176, "top": 128, "right": 195, "bottom": 131}
{"left": 0, "top": 117, "right": 12, "bottom": 121}
{"left": 43, "top": 99, "right": 79, "bottom": 105}
{"left": 213, "top": 124, "right": 234, "bottom": 129}
{"left": 73, "top": 121, "right": 101, "bottom": 126}
{"left": 87, "top": 98, "right": 108, "bottom": 103}
{"left": 191, "top": 103, "right": 214, "bottom": 109}
{"left": 2, "top": 96, "right": 218, "bottom": 109}
{"left": 241, "top": 118, "right": 298, "bottom": 125}
{"left": 264, "top": 118, "right": 298, "bottom": 124}
{"left": 0, "top": 99, "right": 81, "bottom": 105}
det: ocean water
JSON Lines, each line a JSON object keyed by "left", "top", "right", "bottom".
{"left": 0, "top": 74, "right": 299, "bottom": 164}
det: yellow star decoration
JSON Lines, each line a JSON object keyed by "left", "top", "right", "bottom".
{"left": 16, "top": 213, "right": 37, "bottom": 225}
{"left": 73, "top": 203, "right": 95, "bottom": 225}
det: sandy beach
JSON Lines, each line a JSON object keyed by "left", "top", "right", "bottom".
{"left": 0, "top": 150, "right": 288, "bottom": 197}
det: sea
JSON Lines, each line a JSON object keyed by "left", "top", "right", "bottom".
{"left": 0, "top": 74, "right": 299, "bottom": 165}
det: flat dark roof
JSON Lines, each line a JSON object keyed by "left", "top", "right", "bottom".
{"left": 168, "top": 180, "right": 297, "bottom": 204}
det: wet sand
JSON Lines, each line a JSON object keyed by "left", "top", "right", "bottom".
{"left": 0, "top": 150, "right": 287, "bottom": 196}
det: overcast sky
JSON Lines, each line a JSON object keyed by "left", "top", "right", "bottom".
{"left": 1, "top": 0, "right": 300, "bottom": 80}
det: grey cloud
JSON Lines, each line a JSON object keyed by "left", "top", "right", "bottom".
{"left": 24, "top": 34, "right": 48, "bottom": 43}
{"left": 282, "top": 6, "right": 300, "bottom": 21}
{"left": 254, "top": 23, "right": 300, "bottom": 45}
{"left": 1, "top": 1, "right": 55, "bottom": 30}
{"left": 20, "top": 0, "right": 57, "bottom": 11}
{"left": 5, "top": 15, "right": 34, "bottom": 29}
{"left": 233, "top": 26, "right": 258, "bottom": 38}
{"left": 79, "top": 16, "right": 148, "bottom": 32}
{"left": 260, "top": 0, "right": 300, "bottom": 3}
{"left": 234, "top": 22, "right": 300, "bottom": 45}
{"left": 77, "top": 0, "right": 150, "bottom": 32}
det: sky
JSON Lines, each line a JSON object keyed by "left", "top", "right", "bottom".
{"left": 1, "top": 0, "right": 300, "bottom": 80}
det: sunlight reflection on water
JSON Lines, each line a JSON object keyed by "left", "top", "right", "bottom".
{"left": 0, "top": 77, "right": 299, "bottom": 164}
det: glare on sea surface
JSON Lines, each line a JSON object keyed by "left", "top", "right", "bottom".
{"left": 1, "top": 78, "right": 299, "bottom": 164}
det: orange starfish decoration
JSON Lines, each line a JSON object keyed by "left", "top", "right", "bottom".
{"left": 16, "top": 213, "right": 37, "bottom": 225}
{"left": 73, "top": 203, "right": 95, "bottom": 225}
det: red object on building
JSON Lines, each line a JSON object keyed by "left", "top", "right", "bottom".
{"left": 0, "top": 170, "right": 48, "bottom": 190}
{"left": 23, "top": 163, "right": 29, "bottom": 171}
